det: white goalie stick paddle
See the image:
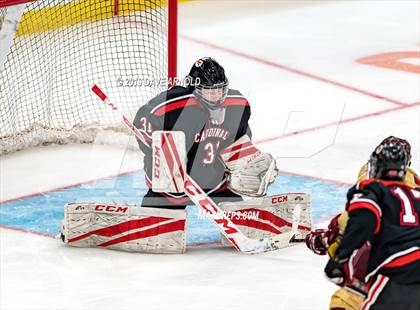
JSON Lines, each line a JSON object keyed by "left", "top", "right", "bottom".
{"left": 91, "top": 84, "right": 297, "bottom": 254}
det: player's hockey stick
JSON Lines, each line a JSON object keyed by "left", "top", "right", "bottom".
{"left": 91, "top": 84, "right": 299, "bottom": 254}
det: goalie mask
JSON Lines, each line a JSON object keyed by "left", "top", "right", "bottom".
{"left": 368, "top": 136, "right": 411, "bottom": 181}
{"left": 188, "top": 57, "right": 229, "bottom": 109}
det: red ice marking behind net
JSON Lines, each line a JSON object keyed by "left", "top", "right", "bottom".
{"left": 181, "top": 34, "right": 409, "bottom": 107}
{"left": 357, "top": 51, "right": 420, "bottom": 74}
{"left": 255, "top": 101, "right": 420, "bottom": 146}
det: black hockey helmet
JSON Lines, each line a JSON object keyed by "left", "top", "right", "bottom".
{"left": 187, "top": 57, "right": 229, "bottom": 109}
{"left": 368, "top": 136, "right": 411, "bottom": 180}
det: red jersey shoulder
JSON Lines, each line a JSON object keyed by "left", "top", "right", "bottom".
{"left": 147, "top": 87, "right": 250, "bottom": 116}
{"left": 358, "top": 178, "right": 377, "bottom": 189}
{"left": 151, "top": 96, "right": 201, "bottom": 116}
{"left": 148, "top": 86, "right": 202, "bottom": 117}
{"left": 358, "top": 178, "right": 410, "bottom": 190}
{"left": 222, "top": 89, "right": 250, "bottom": 108}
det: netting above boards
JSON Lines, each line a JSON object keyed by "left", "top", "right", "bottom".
{"left": 0, "top": 0, "right": 174, "bottom": 154}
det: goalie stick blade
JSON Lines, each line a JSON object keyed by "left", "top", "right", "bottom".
{"left": 289, "top": 236, "right": 306, "bottom": 243}
{"left": 244, "top": 204, "right": 304, "bottom": 254}
{"left": 242, "top": 233, "right": 296, "bottom": 254}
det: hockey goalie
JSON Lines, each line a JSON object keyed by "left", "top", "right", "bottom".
{"left": 60, "top": 57, "right": 312, "bottom": 253}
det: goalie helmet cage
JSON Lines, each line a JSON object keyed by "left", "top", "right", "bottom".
{"left": 0, "top": 0, "right": 178, "bottom": 154}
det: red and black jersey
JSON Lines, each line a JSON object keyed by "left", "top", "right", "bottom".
{"left": 337, "top": 179, "right": 420, "bottom": 284}
{"left": 133, "top": 85, "right": 251, "bottom": 191}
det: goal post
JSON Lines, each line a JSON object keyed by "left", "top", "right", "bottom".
{"left": 167, "top": 0, "right": 177, "bottom": 87}
{"left": 0, "top": 0, "right": 178, "bottom": 154}
{"left": 0, "top": 2, "right": 26, "bottom": 72}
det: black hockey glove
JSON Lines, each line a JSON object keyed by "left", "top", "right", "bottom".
{"left": 324, "top": 259, "right": 346, "bottom": 286}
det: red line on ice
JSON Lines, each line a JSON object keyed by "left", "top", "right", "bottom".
{"left": 255, "top": 101, "right": 419, "bottom": 145}
{"left": 0, "top": 169, "right": 140, "bottom": 205}
{"left": 181, "top": 34, "right": 408, "bottom": 107}
{"left": 277, "top": 170, "right": 352, "bottom": 187}
{"left": 0, "top": 224, "right": 55, "bottom": 238}
{"left": 2, "top": 102, "right": 418, "bottom": 205}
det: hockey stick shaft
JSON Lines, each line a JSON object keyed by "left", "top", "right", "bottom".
{"left": 91, "top": 84, "right": 295, "bottom": 254}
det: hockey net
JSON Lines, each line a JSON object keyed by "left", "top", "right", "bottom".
{"left": 0, "top": 0, "right": 177, "bottom": 154}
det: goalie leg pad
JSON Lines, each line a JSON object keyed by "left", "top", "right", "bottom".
{"left": 61, "top": 203, "right": 187, "bottom": 254}
{"left": 218, "top": 193, "right": 312, "bottom": 246}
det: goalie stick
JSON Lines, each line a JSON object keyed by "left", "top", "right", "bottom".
{"left": 91, "top": 84, "right": 300, "bottom": 254}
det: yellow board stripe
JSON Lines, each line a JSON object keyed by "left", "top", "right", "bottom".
{"left": 16, "top": 0, "right": 191, "bottom": 36}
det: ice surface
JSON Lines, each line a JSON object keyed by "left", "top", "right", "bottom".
{"left": 1, "top": 1, "right": 419, "bottom": 309}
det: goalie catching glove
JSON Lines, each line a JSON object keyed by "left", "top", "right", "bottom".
{"left": 221, "top": 135, "right": 278, "bottom": 197}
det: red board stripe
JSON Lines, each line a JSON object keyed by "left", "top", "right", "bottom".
{"left": 98, "top": 219, "right": 186, "bottom": 247}
{"left": 68, "top": 216, "right": 170, "bottom": 243}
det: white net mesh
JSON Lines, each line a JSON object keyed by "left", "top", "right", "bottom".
{"left": 0, "top": 0, "right": 171, "bottom": 154}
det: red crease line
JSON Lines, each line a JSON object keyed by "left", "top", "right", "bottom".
{"left": 0, "top": 168, "right": 141, "bottom": 205}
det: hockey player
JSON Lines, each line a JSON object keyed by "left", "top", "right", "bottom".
{"left": 133, "top": 57, "right": 278, "bottom": 209}
{"left": 59, "top": 58, "right": 312, "bottom": 254}
{"left": 307, "top": 136, "right": 420, "bottom": 309}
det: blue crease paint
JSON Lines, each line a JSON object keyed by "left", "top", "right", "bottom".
{"left": 0, "top": 172, "right": 349, "bottom": 244}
